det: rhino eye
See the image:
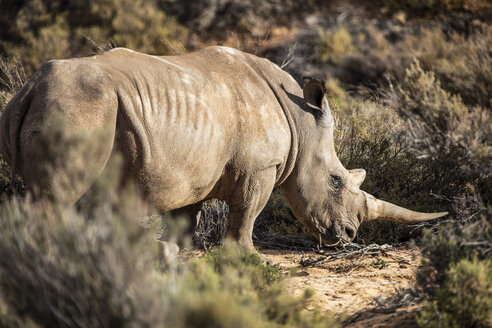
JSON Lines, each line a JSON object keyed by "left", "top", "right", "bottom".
{"left": 331, "top": 175, "right": 343, "bottom": 189}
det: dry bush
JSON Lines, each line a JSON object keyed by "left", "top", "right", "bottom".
{"left": 160, "top": 0, "right": 323, "bottom": 40}
{"left": 193, "top": 199, "right": 229, "bottom": 250}
{"left": 0, "top": 57, "right": 26, "bottom": 108}
{"left": 0, "top": 0, "right": 188, "bottom": 75}
{"left": 393, "top": 60, "right": 491, "bottom": 201}
{"left": 0, "top": 56, "right": 26, "bottom": 200}
{"left": 396, "top": 59, "right": 468, "bottom": 150}
{"left": 383, "top": 0, "right": 487, "bottom": 13}
{"left": 404, "top": 27, "right": 492, "bottom": 108}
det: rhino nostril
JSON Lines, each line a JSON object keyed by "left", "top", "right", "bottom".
{"left": 345, "top": 226, "right": 356, "bottom": 240}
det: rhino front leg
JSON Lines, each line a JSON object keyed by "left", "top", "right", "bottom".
{"left": 169, "top": 202, "right": 203, "bottom": 240}
{"left": 160, "top": 202, "right": 202, "bottom": 247}
{"left": 226, "top": 168, "right": 276, "bottom": 251}
{"left": 158, "top": 202, "right": 202, "bottom": 264}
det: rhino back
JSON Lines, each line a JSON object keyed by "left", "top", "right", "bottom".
{"left": 96, "top": 47, "right": 293, "bottom": 210}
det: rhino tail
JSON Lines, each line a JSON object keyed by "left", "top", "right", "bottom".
{"left": 0, "top": 88, "right": 32, "bottom": 192}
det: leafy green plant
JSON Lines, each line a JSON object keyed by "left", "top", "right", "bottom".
{"left": 372, "top": 257, "right": 389, "bottom": 269}
{"left": 168, "top": 247, "right": 334, "bottom": 328}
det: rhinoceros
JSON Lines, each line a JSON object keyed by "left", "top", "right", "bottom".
{"left": 0, "top": 46, "right": 446, "bottom": 249}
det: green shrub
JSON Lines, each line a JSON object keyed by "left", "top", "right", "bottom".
{"left": 327, "top": 23, "right": 491, "bottom": 111}
{"left": 417, "top": 258, "right": 492, "bottom": 328}
{"left": 317, "top": 26, "right": 355, "bottom": 64}
{"left": 398, "top": 59, "right": 467, "bottom": 138}
{"left": 417, "top": 206, "right": 491, "bottom": 291}
{"left": 204, "top": 241, "right": 282, "bottom": 285}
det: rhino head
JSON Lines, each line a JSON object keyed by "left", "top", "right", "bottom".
{"left": 280, "top": 77, "right": 447, "bottom": 244}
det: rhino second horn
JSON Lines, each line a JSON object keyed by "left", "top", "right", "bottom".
{"left": 363, "top": 192, "right": 448, "bottom": 223}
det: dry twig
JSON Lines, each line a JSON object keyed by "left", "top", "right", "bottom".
{"left": 300, "top": 243, "right": 394, "bottom": 267}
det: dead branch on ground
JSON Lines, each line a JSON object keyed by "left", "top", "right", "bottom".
{"left": 300, "top": 243, "right": 397, "bottom": 267}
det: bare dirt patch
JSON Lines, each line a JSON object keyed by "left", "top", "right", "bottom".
{"left": 259, "top": 245, "right": 426, "bottom": 327}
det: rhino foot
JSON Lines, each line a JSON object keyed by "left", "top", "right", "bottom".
{"left": 158, "top": 240, "right": 180, "bottom": 265}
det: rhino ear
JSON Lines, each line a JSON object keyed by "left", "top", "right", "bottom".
{"left": 349, "top": 169, "right": 366, "bottom": 187}
{"left": 302, "top": 76, "right": 330, "bottom": 113}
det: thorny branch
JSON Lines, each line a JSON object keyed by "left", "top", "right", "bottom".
{"left": 280, "top": 43, "right": 297, "bottom": 69}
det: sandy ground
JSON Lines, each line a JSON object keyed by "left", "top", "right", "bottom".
{"left": 259, "top": 245, "right": 426, "bottom": 327}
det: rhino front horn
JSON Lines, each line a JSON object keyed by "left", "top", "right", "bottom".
{"left": 363, "top": 192, "right": 448, "bottom": 223}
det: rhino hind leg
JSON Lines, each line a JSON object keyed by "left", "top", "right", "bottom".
{"left": 225, "top": 168, "right": 277, "bottom": 251}
{"left": 20, "top": 126, "right": 116, "bottom": 205}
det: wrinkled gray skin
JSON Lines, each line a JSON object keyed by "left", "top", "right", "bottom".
{"left": 0, "top": 46, "right": 446, "bottom": 250}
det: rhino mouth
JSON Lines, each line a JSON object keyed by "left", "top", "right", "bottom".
{"left": 320, "top": 224, "right": 357, "bottom": 245}
{"left": 305, "top": 218, "right": 358, "bottom": 246}
{"left": 302, "top": 210, "right": 359, "bottom": 245}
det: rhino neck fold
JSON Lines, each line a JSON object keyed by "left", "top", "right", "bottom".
{"left": 259, "top": 77, "right": 300, "bottom": 187}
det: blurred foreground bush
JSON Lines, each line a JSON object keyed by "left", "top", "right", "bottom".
{"left": 0, "top": 178, "right": 161, "bottom": 327}
{"left": 0, "top": 171, "right": 337, "bottom": 327}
